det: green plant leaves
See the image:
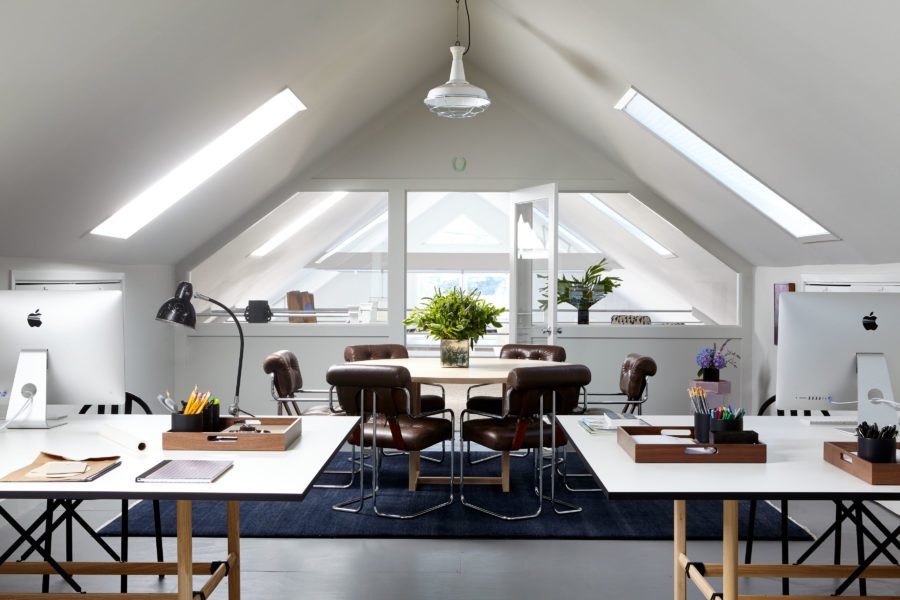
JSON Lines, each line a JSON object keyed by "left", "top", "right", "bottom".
{"left": 403, "top": 287, "right": 505, "bottom": 344}
{"left": 538, "top": 258, "right": 621, "bottom": 310}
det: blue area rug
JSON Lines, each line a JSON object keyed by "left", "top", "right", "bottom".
{"left": 100, "top": 452, "right": 811, "bottom": 541}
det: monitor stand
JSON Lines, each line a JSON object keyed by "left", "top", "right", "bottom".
{"left": 5, "top": 349, "right": 65, "bottom": 429}
{"left": 856, "top": 353, "right": 900, "bottom": 427}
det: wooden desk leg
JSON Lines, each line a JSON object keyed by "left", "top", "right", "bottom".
{"left": 723, "top": 499, "right": 739, "bottom": 600}
{"left": 674, "top": 499, "right": 686, "bottom": 600}
{"left": 227, "top": 500, "right": 241, "bottom": 600}
{"left": 176, "top": 500, "right": 192, "bottom": 600}
{"left": 501, "top": 452, "right": 510, "bottom": 492}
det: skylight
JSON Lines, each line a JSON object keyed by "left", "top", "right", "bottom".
{"left": 614, "top": 88, "right": 835, "bottom": 242}
{"left": 579, "top": 193, "right": 675, "bottom": 258}
{"left": 315, "top": 211, "right": 389, "bottom": 264}
{"left": 91, "top": 89, "right": 306, "bottom": 239}
{"left": 251, "top": 191, "right": 349, "bottom": 257}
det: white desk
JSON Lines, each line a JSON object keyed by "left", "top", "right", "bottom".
{"left": 0, "top": 414, "right": 358, "bottom": 599}
{"left": 558, "top": 415, "right": 900, "bottom": 600}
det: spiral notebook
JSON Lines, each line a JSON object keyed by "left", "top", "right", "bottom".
{"left": 135, "top": 459, "right": 233, "bottom": 483}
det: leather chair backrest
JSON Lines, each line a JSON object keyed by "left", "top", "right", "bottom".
{"left": 619, "top": 353, "right": 657, "bottom": 401}
{"left": 499, "top": 344, "right": 566, "bottom": 362}
{"left": 263, "top": 350, "right": 302, "bottom": 398}
{"left": 326, "top": 364, "right": 411, "bottom": 417}
{"left": 507, "top": 364, "right": 592, "bottom": 417}
{"left": 344, "top": 344, "right": 410, "bottom": 362}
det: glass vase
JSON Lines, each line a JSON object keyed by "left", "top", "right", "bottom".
{"left": 440, "top": 339, "right": 469, "bottom": 368}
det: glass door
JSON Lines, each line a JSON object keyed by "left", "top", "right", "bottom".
{"left": 509, "top": 183, "right": 559, "bottom": 345}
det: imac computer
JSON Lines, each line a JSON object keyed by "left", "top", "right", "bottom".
{"left": 776, "top": 292, "right": 900, "bottom": 426}
{"left": 0, "top": 290, "right": 125, "bottom": 428}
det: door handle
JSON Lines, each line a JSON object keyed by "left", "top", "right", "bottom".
{"left": 541, "top": 327, "right": 564, "bottom": 335}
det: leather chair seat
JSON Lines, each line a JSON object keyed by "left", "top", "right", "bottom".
{"left": 354, "top": 415, "right": 452, "bottom": 452}
{"left": 462, "top": 417, "right": 566, "bottom": 451}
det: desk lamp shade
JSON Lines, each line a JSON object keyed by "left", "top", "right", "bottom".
{"left": 155, "top": 282, "right": 197, "bottom": 328}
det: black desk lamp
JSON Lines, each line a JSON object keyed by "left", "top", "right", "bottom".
{"left": 156, "top": 281, "right": 248, "bottom": 417}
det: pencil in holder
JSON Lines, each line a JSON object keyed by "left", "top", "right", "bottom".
{"left": 693, "top": 413, "right": 711, "bottom": 443}
{"left": 171, "top": 412, "right": 203, "bottom": 432}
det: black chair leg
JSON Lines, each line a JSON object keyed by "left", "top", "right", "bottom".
{"left": 745, "top": 499, "right": 757, "bottom": 564}
{"left": 781, "top": 499, "right": 789, "bottom": 595}
{"left": 153, "top": 500, "right": 165, "bottom": 579}
{"left": 41, "top": 500, "right": 52, "bottom": 593}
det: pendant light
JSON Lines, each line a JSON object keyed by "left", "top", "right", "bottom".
{"left": 424, "top": 0, "right": 490, "bottom": 118}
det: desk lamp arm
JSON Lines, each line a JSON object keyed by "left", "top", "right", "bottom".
{"left": 197, "top": 293, "right": 245, "bottom": 417}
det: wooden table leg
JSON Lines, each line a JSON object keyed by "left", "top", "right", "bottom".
{"left": 176, "top": 500, "right": 192, "bottom": 600}
{"left": 674, "top": 499, "right": 686, "bottom": 600}
{"left": 227, "top": 500, "right": 240, "bottom": 600}
{"left": 723, "top": 499, "right": 739, "bottom": 600}
{"left": 408, "top": 382, "right": 422, "bottom": 491}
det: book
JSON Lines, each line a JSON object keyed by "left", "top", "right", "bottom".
{"left": 135, "top": 459, "right": 233, "bottom": 484}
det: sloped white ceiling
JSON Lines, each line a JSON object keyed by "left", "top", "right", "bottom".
{"left": 2, "top": 1, "right": 898, "bottom": 268}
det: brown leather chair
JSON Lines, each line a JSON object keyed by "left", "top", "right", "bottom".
{"left": 460, "top": 364, "right": 591, "bottom": 520}
{"left": 343, "top": 344, "right": 445, "bottom": 413}
{"left": 465, "top": 343, "right": 566, "bottom": 465}
{"left": 582, "top": 353, "right": 657, "bottom": 415}
{"left": 263, "top": 350, "right": 339, "bottom": 416}
{"left": 326, "top": 364, "right": 454, "bottom": 519}
{"left": 561, "top": 353, "right": 657, "bottom": 492}
{"left": 263, "top": 350, "right": 363, "bottom": 489}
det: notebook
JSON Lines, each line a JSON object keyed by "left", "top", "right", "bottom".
{"left": 135, "top": 459, "right": 233, "bottom": 483}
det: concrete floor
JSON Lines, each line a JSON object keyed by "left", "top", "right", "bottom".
{"left": 1, "top": 492, "right": 899, "bottom": 598}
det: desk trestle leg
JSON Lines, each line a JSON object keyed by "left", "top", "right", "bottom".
{"left": 177, "top": 500, "right": 192, "bottom": 600}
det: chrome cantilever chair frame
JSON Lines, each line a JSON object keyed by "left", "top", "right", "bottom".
{"left": 460, "top": 389, "right": 580, "bottom": 520}
{"left": 331, "top": 386, "right": 455, "bottom": 519}
{"left": 464, "top": 383, "right": 529, "bottom": 465}
{"left": 269, "top": 374, "right": 367, "bottom": 490}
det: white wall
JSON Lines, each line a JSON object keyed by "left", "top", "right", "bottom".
{"left": 754, "top": 263, "right": 900, "bottom": 409}
{"left": 172, "top": 69, "right": 755, "bottom": 413}
{"left": 0, "top": 257, "right": 175, "bottom": 410}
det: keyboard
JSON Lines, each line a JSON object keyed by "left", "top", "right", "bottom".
{"left": 803, "top": 416, "right": 857, "bottom": 426}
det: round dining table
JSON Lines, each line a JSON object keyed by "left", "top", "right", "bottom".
{"left": 358, "top": 356, "right": 568, "bottom": 491}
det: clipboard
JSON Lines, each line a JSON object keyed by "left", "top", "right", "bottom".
{"left": 0, "top": 452, "right": 121, "bottom": 483}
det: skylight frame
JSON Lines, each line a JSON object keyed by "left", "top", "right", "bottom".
{"left": 614, "top": 87, "right": 837, "bottom": 243}
{"left": 579, "top": 193, "right": 676, "bottom": 258}
{"left": 91, "top": 88, "right": 306, "bottom": 239}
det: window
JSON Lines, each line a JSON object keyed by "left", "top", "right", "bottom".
{"left": 615, "top": 88, "right": 835, "bottom": 243}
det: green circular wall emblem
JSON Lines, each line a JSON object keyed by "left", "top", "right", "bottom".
{"left": 451, "top": 156, "right": 467, "bottom": 172}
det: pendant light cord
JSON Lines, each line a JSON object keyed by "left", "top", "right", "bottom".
{"left": 455, "top": 0, "right": 472, "bottom": 55}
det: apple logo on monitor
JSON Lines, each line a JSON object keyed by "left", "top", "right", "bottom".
{"left": 27, "top": 309, "right": 42, "bottom": 328}
{"left": 863, "top": 311, "right": 878, "bottom": 331}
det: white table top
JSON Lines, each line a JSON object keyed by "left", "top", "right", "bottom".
{"left": 0, "top": 414, "right": 358, "bottom": 501}
{"left": 360, "top": 357, "right": 567, "bottom": 384}
{"left": 559, "top": 415, "right": 900, "bottom": 500}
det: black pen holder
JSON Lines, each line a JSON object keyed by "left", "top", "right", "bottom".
{"left": 710, "top": 416, "right": 743, "bottom": 434}
{"left": 203, "top": 404, "right": 221, "bottom": 432}
{"left": 693, "top": 413, "right": 710, "bottom": 443}
{"left": 171, "top": 412, "right": 203, "bottom": 433}
{"left": 858, "top": 437, "right": 897, "bottom": 463}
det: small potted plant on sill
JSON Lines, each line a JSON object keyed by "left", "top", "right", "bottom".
{"left": 695, "top": 339, "right": 740, "bottom": 382}
{"left": 404, "top": 287, "right": 505, "bottom": 368}
{"left": 539, "top": 258, "right": 622, "bottom": 324}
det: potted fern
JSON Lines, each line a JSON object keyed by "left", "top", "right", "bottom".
{"left": 404, "top": 287, "right": 505, "bottom": 367}
{"left": 539, "top": 258, "right": 622, "bottom": 324}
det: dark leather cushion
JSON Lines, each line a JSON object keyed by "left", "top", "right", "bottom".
{"left": 620, "top": 353, "right": 657, "bottom": 400}
{"left": 466, "top": 395, "right": 503, "bottom": 414}
{"left": 352, "top": 415, "right": 452, "bottom": 451}
{"left": 499, "top": 344, "right": 566, "bottom": 362}
{"left": 344, "top": 344, "right": 409, "bottom": 362}
{"left": 326, "top": 364, "right": 411, "bottom": 388}
{"left": 419, "top": 393, "right": 445, "bottom": 413}
{"left": 507, "top": 364, "right": 591, "bottom": 390}
{"left": 263, "top": 350, "right": 302, "bottom": 397}
{"left": 462, "top": 417, "right": 565, "bottom": 451}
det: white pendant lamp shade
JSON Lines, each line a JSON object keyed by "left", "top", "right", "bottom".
{"left": 424, "top": 45, "right": 490, "bottom": 118}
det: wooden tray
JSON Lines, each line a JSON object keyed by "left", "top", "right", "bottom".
{"left": 617, "top": 426, "right": 767, "bottom": 463}
{"left": 823, "top": 441, "right": 900, "bottom": 485}
{"left": 162, "top": 416, "right": 302, "bottom": 451}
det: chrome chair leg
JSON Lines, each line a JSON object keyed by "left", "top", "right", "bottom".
{"left": 332, "top": 409, "right": 369, "bottom": 512}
